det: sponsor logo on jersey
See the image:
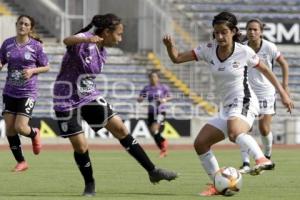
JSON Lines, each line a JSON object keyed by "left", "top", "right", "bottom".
{"left": 232, "top": 61, "right": 240, "bottom": 68}
{"left": 24, "top": 51, "right": 31, "bottom": 60}
{"left": 207, "top": 43, "right": 212, "bottom": 48}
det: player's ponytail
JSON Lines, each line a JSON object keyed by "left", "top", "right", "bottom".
{"left": 212, "top": 12, "right": 241, "bottom": 43}
{"left": 75, "top": 13, "right": 121, "bottom": 35}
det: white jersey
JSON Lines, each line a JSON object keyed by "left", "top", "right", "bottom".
{"left": 193, "top": 41, "right": 259, "bottom": 107}
{"left": 245, "top": 39, "right": 280, "bottom": 97}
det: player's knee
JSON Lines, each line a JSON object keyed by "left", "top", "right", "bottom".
{"left": 14, "top": 124, "right": 28, "bottom": 135}
{"left": 194, "top": 138, "right": 208, "bottom": 154}
{"left": 74, "top": 145, "right": 88, "bottom": 154}
{"left": 228, "top": 132, "right": 237, "bottom": 142}
{"left": 259, "top": 125, "right": 270, "bottom": 136}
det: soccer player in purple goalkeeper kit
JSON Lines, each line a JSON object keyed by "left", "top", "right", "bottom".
{"left": 163, "top": 11, "right": 293, "bottom": 196}
{"left": 137, "top": 70, "right": 172, "bottom": 158}
{"left": 53, "top": 13, "right": 177, "bottom": 197}
{"left": 0, "top": 15, "right": 49, "bottom": 172}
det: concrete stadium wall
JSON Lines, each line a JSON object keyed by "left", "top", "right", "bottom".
{"left": 0, "top": 16, "right": 17, "bottom": 44}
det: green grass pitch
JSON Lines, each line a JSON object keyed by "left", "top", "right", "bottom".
{"left": 0, "top": 148, "right": 299, "bottom": 200}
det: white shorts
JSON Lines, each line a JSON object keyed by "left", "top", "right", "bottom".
{"left": 207, "top": 97, "right": 258, "bottom": 137}
{"left": 256, "top": 95, "right": 276, "bottom": 115}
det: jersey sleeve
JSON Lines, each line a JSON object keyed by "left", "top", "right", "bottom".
{"left": 246, "top": 46, "right": 260, "bottom": 68}
{"left": 269, "top": 42, "right": 281, "bottom": 60}
{"left": 193, "top": 42, "right": 212, "bottom": 63}
{"left": 36, "top": 43, "right": 49, "bottom": 67}
{"left": 139, "top": 86, "right": 148, "bottom": 97}
{"left": 163, "top": 84, "right": 171, "bottom": 98}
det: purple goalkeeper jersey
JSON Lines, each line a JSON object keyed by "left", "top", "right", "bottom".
{"left": 53, "top": 32, "right": 107, "bottom": 111}
{"left": 0, "top": 37, "right": 49, "bottom": 99}
{"left": 139, "top": 83, "right": 170, "bottom": 113}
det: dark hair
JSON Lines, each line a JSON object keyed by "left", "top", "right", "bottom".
{"left": 16, "top": 15, "right": 43, "bottom": 43}
{"left": 246, "top": 18, "right": 265, "bottom": 31}
{"left": 212, "top": 11, "right": 241, "bottom": 42}
{"left": 75, "top": 13, "right": 121, "bottom": 35}
{"left": 148, "top": 69, "right": 160, "bottom": 78}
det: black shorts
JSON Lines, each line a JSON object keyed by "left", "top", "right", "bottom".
{"left": 2, "top": 95, "right": 36, "bottom": 118}
{"left": 55, "top": 96, "right": 117, "bottom": 138}
{"left": 147, "top": 112, "right": 166, "bottom": 126}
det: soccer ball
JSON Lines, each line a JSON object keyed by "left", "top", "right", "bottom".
{"left": 214, "top": 167, "right": 242, "bottom": 196}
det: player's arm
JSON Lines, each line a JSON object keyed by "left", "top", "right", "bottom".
{"left": 256, "top": 60, "right": 293, "bottom": 113}
{"left": 63, "top": 35, "right": 103, "bottom": 46}
{"left": 163, "top": 34, "right": 196, "bottom": 64}
{"left": 22, "top": 66, "right": 49, "bottom": 79}
{"left": 276, "top": 55, "right": 289, "bottom": 95}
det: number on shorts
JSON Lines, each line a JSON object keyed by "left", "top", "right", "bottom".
{"left": 25, "top": 98, "right": 34, "bottom": 114}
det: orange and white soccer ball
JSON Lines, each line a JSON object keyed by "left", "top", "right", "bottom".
{"left": 214, "top": 166, "right": 242, "bottom": 196}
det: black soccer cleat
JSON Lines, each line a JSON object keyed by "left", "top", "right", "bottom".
{"left": 148, "top": 167, "right": 178, "bottom": 184}
{"left": 82, "top": 181, "right": 96, "bottom": 197}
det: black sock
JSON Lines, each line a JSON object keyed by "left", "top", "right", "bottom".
{"left": 153, "top": 131, "right": 165, "bottom": 149}
{"left": 7, "top": 135, "right": 25, "bottom": 162}
{"left": 74, "top": 151, "right": 94, "bottom": 184}
{"left": 120, "top": 135, "right": 155, "bottom": 172}
{"left": 23, "top": 127, "right": 37, "bottom": 139}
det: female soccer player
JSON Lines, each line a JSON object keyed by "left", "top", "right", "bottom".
{"left": 0, "top": 15, "right": 49, "bottom": 172}
{"left": 163, "top": 11, "right": 293, "bottom": 196}
{"left": 53, "top": 13, "right": 177, "bottom": 197}
{"left": 239, "top": 18, "right": 290, "bottom": 173}
{"left": 137, "top": 70, "right": 172, "bottom": 158}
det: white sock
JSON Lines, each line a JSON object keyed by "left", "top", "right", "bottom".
{"left": 235, "top": 133, "right": 264, "bottom": 160}
{"left": 198, "top": 150, "right": 219, "bottom": 181}
{"left": 240, "top": 145, "right": 250, "bottom": 164}
{"left": 261, "top": 132, "right": 273, "bottom": 157}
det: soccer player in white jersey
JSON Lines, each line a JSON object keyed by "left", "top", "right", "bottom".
{"left": 163, "top": 11, "right": 293, "bottom": 196}
{"left": 239, "top": 19, "right": 290, "bottom": 174}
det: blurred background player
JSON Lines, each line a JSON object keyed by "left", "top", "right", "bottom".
{"left": 239, "top": 18, "right": 290, "bottom": 174}
{"left": 53, "top": 13, "right": 177, "bottom": 197}
{"left": 163, "top": 11, "right": 293, "bottom": 196}
{"left": 137, "top": 70, "right": 172, "bottom": 158}
{"left": 0, "top": 15, "right": 49, "bottom": 172}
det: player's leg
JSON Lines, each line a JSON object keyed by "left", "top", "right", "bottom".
{"left": 149, "top": 112, "right": 168, "bottom": 157}
{"left": 228, "top": 116, "right": 274, "bottom": 175}
{"left": 55, "top": 109, "right": 95, "bottom": 196}
{"left": 105, "top": 115, "right": 177, "bottom": 183}
{"left": 81, "top": 96, "right": 177, "bottom": 184}
{"left": 258, "top": 114, "right": 273, "bottom": 159}
{"left": 4, "top": 113, "right": 28, "bottom": 172}
{"left": 13, "top": 97, "right": 41, "bottom": 155}
{"left": 194, "top": 122, "right": 225, "bottom": 196}
{"left": 69, "top": 133, "right": 95, "bottom": 196}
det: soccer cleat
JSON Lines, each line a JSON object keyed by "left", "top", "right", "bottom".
{"left": 12, "top": 161, "right": 28, "bottom": 172}
{"left": 82, "top": 181, "right": 96, "bottom": 197}
{"left": 239, "top": 162, "right": 251, "bottom": 174}
{"left": 159, "top": 140, "right": 168, "bottom": 158}
{"left": 32, "top": 128, "right": 42, "bottom": 155}
{"left": 250, "top": 157, "right": 275, "bottom": 176}
{"left": 148, "top": 167, "right": 178, "bottom": 184}
{"left": 199, "top": 183, "right": 219, "bottom": 196}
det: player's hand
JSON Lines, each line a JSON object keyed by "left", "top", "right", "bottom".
{"left": 88, "top": 36, "right": 103, "bottom": 44}
{"left": 159, "top": 98, "right": 167, "bottom": 104}
{"left": 163, "top": 34, "right": 175, "bottom": 48}
{"left": 22, "top": 68, "right": 34, "bottom": 79}
{"left": 280, "top": 91, "right": 294, "bottom": 114}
